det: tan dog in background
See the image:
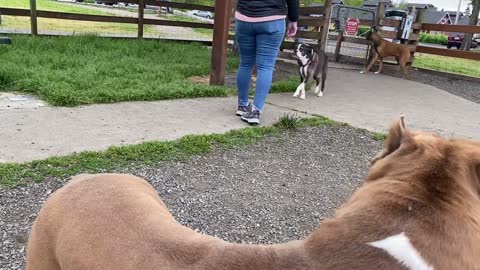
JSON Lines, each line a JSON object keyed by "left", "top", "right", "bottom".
{"left": 27, "top": 117, "right": 480, "bottom": 270}
{"left": 361, "top": 27, "right": 411, "bottom": 78}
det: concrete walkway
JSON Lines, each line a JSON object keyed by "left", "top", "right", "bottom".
{"left": 1, "top": 68, "right": 479, "bottom": 163}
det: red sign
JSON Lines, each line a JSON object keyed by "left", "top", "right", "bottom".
{"left": 345, "top": 18, "right": 359, "bottom": 36}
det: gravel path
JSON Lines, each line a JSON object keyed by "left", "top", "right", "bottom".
{"left": 0, "top": 125, "right": 382, "bottom": 269}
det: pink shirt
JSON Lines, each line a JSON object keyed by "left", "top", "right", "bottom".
{"left": 235, "top": 11, "right": 286, "bottom": 23}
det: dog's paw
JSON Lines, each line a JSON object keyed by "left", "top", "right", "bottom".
{"left": 317, "top": 91, "right": 323, "bottom": 97}
{"left": 293, "top": 93, "right": 299, "bottom": 98}
{"left": 300, "top": 95, "right": 306, "bottom": 100}
{"left": 374, "top": 71, "right": 381, "bottom": 74}
{"left": 359, "top": 70, "right": 365, "bottom": 74}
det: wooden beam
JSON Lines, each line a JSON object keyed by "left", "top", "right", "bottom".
{"left": 299, "top": 6, "right": 325, "bottom": 15}
{"left": 381, "top": 31, "right": 419, "bottom": 41}
{"left": 380, "top": 18, "right": 401, "bottom": 27}
{"left": 319, "top": 0, "right": 332, "bottom": 50}
{"left": 0, "top": 7, "right": 30, "bottom": 16}
{"left": 210, "top": 0, "right": 232, "bottom": 85}
{"left": 100, "top": 0, "right": 215, "bottom": 12}
{"left": 295, "top": 30, "right": 321, "bottom": 39}
{"left": 36, "top": 10, "right": 138, "bottom": 23}
{"left": 0, "top": 8, "right": 213, "bottom": 29}
{"left": 416, "top": 46, "right": 480, "bottom": 60}
{"left": 29, "top": 0, "right": 38, "bottom": 35}
{"left": 138, "top": 0, "right": 144, "bottom": 39}
{"left": 298, "top": 16, "right": 325, "bottom": 27}
{"left": 143, "top": 18, "right": 212, "bottom": 28}
{"left": 420, "top": 23, "right": 480, "bottom": 34}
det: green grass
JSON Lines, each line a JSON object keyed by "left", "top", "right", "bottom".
{"left": 414, "top": 53, "right": 480, "bottom": 78}
{"left": 372, "top": 132, "right": 387, "bottom": 142}
{"left": 0, "top": 35, "right": 239, "bottom": 106}
{"left": 0, "top": 0, "right": 155, "bottom": 35}
{"left": 0, "top": 0, "right": 106, "bottom": 14}
{"left": 162, "top": 14, "right": 213, "bottom": 37}
{"left": 271, "top": 76, "right": 299, "bottom": 93}
{"left": 0, "top": 115, "right": 344, "bottom": 188}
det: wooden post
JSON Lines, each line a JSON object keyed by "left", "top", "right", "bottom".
{"left": 409, "top": 9, "right": 423, "bottom": 65}
{"left": 375, "top": 1, "right": 385, "bottom": 27}
{"left": 210, "top": 0, "right": 233, "bottom": 86}
{"left": 319, "top": 0, "right": 333, "bottom": 50}
{"left": 138, "top": 0, "right": 144, "bottom": 39}
{"left": 367, "top": 1, "right": 386, "bottom": 65}
{"left": 334, "top": 31, "right": 344, "bottom": 62}
{"left": 29, "top": 0, "right": 38, "bottom": 35}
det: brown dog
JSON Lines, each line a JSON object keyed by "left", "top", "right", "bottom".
{"left": 361, "top": 28, "right": 411, "bottom": 78}
{"left": 27, "top": 117, "right": 480, "bottom": 270}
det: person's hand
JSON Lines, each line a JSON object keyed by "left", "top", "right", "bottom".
{"left": 287, "top": 21, "right": 298, "bottom": 37}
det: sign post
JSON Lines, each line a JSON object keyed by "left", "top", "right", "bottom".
{"left": 345, "top": 18, "right": 359, "bottom": 36}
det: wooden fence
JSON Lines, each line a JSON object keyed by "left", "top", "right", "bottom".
{"left": 228, "top": 1, "right": 333, "bottom": 55}
{"left": 1, "top": 0, "right": 479, "bottom": 81}
{"left": 0, "top": 0, "right": 235, "bottom": 85}
{"left": 417, "top": 24, "right": 480, "bottom": 61}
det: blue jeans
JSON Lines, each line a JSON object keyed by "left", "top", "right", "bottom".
{"left": 235, "top": 19, "right": 285, "bottom": 111}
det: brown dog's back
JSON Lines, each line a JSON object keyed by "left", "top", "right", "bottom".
{"left": 26, "top": 174, "right": 221, "bottom": 270}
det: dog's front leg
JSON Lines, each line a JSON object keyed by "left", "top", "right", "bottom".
{"left": 361, "top": 52, "right": 378, "bottom": 74}
{"left": 294, "top": 81, "right": 307, "bottom": 100}
{"left": 293, "top": 81, "right": 305, "bottom": 98}
{"left": 375, "top": 57, "right": 384, "bottom": 74}
{"left": 299, "top": 81, "right": 306, "bottom": 100}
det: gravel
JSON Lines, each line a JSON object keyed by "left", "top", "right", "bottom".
{"left": 380, "top": 67, "right": 480, "bottom": 104}
{"left": 0, "top": 125, "right": 382, "bottom": 269}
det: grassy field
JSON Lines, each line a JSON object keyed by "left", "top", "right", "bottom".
{"left": 0, "top": 35, "right": 239, "bottom": 106}
{"left": 0, "top": 0, "right": 153, "bottom": 35}
{"left": 414, "top": 53, "right": 480, "bottom": 78}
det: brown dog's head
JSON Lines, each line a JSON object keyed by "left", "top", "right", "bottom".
{"left": 365, "top": 26, "right": 382, "bottom": 44}
{"left": 367, "top": 116, "right": 480, "bottom": 200}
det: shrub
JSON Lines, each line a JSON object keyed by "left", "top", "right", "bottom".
{"left": 357, "top": 26, "right": 370, "bottom": 36}
{"left": 419, "top": 32, "right": 448, "bottom": 45}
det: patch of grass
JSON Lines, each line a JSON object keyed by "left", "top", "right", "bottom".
{"left": 271, "top": 77, "right": 299, "bottom": 93}
{"left": 0, "top": 115, "right": 342, "bottom": 188}
{"left": 414, "top": 53, "right": 480, "bottom": 78}
{"left": 274, "top": 113, "right": 302, "bottom": 130}
{"left": 0, "top": 35, "right": 239, "bottom": 106}
{"left": 372, "top": 132, "right": 387, "bottom": 141}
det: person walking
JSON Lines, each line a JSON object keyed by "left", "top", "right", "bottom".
{"left": 235, "top": 0, "right": 299, "bottom": 125}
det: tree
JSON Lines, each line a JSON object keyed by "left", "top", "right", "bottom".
{"left": 462, "top": 0, "right": 479, "bottom": 51}
{"left": 394, "top": 0, "right": 408, "bottom": 10}
{"left": 465, "top": 5, "right": 471, "bottom": 16}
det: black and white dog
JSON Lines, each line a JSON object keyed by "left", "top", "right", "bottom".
{"left": 293, "top": 43, "right": 328, "bottom": 100}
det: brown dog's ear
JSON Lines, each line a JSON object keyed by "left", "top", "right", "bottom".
{"left": 371, "top": 115, "right": 408, "bottom": 165}
{"left": 472, "top": 163, "right": 480, "bottom": 196}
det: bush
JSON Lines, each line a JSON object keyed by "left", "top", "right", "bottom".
{"left": 419, "top": 33, "right": 447, "bottom": 45}
{"left": 357, "top": 26, "right": 370, "bottom": 37}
